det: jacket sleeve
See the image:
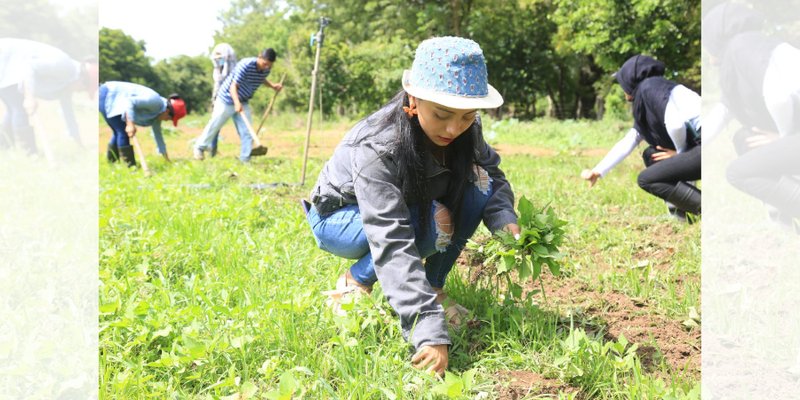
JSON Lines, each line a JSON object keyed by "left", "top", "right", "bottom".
{"left": 352, "top": 141, "right": 451, "bottom": 350}
{"left": 474, "top": 129, "right": 518, "bottom": 233}
{"left": 151, "top": 122, "right": 167, "bottom": 155}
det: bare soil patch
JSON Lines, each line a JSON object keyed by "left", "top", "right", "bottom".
{"left": 459, "top": 255, "right": 700, "bottom": 380}
{"left": 494, "top": 370, "right": 583, "bottom": 400}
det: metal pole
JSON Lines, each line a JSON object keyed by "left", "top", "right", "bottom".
{"left": 300, "top": 18, "right": 329, "bottom": 186}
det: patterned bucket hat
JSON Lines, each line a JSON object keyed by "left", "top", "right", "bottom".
{"left": 402, "top": 36, "right": 503, "bottom": 110}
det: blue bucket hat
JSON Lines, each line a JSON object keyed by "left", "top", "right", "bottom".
{"left": 402, "top": 36, "right": 503, "bottom": 110}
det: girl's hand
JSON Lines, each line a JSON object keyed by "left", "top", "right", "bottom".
{"left": 504, "top": 223, "right": 521, "bottom": 240}
{"left": 581, "top": 169, "right": 601, "bottom": 187}
{"left": 412, "top": 344, "right": 448, "bottom": 376}
{"left": 747, "top": 127, "right": 780, "bottom": 149}
{"left": 651, "top": 146, "right": 676, "bottom": 162}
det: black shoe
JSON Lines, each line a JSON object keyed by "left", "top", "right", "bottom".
{"left": 118, "top": 145, "right": 137, "bottom": 168}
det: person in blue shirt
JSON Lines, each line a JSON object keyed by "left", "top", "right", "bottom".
{"left": 207, "top": 43, "right": 238, "bottom": 157}
{"left": 0, "top": 38, "right": 98, "bottom": 153}
{"left": 193, "top": 48, "right": 283, "bottom": 162}
{"left": 98, "top": 81, "right": 186, "bottom": 167}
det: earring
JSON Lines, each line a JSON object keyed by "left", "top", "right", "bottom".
{"left": 403, "top": 102, "right": 418, "bottom": 117}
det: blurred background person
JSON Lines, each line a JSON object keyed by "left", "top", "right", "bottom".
{"left": 704, "top": 2, "right": 800, "bottom": 230}
{"left": 0, "top": 38, "right": 98, "bottom": 153}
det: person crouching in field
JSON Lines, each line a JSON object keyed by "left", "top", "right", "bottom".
{"left": 193, "top": 48, "right": 283, "bottom": 162}
{"left": 98, "top": 81, "right": 186, "bottom": 167}
{"left": 304, "top": 37, "right": 520, "bottom": 375}
{"left": 581, "top": 55, "right": 701, "bottom": 221}
{"left": 0, "top": 38, "right": 98, "bottom": 153}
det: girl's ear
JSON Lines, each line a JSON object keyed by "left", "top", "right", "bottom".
{"left": 407, "top": 94, "right": 416, "bottom": 108}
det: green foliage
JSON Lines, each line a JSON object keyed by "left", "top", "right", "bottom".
{"left": 603, "top": 85, "right": 630, "bottom": 122}
{"left": 99, "top": 28, "right": 159, "bottom": 87}
{"left": 95, "top": 0, "right": 700, "bottom": 120}
{"left": 431, "top": 369, "right": 477, "bottom": 399}
{"left": 0, "top": 0, "right": 96, "bottom": 58}
{"left": 551, "top": 0, "right": 701, "bottom": 90}
{"left": 153, "top": 55, "right": 214, "bottom": 114}
{"left": 472, "top": 196, "right": 567, "bottom": 302}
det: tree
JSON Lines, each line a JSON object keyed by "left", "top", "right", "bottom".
{"left": 0, "top": 0, "right": 96, "bottom": 58}
{"left": 552, "top": 0, "right": 701, "bottom": 91}
{"left": 153, "top": 55, "right": 213, "bottom": 115}
{"left": 99, "top": 28, "right": 160, "bottom": 87}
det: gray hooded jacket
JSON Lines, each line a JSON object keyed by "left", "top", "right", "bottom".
{"left": 310, "top": 103, "right": 518, "bottom": 349}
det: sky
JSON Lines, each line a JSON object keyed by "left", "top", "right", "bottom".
{"left": 99, "top": 0, "right": 232, "bottom": 61}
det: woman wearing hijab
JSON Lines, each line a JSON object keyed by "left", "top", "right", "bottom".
{"left": 703, "top": 2, "right": 800, "bottom": 229}
{"left": 581, "top": 54, "right": 702, "bottom": 220}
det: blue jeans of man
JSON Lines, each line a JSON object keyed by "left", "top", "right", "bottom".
{"left": 98, "top": 84, "right": 130, "bottom": 149}
{"left": 306, "top": 177, "right": 493, "bottom": 288}
{"left": 194, "top": 97, "right": 253, "bottom": 162}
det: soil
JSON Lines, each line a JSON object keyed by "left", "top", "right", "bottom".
{"left": 459, "top": 250, "right": 701, "bottom": 398}
{"left": 494, "top": 370, "right": 583, "bottom": 400}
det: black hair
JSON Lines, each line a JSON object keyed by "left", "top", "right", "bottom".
{"left": 259, "top": 48, "right": 277, "bottom": 62}
{"left": 369, "top": 91, "right": 478, "bottom": 235}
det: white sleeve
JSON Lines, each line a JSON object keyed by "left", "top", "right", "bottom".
{"left": 592, "top": 128, "right": 643, "bottom": 177}
{"left": 702, "top": 103, "right": 732, "bottom": 144}
{"left": 763, "top": 43, "right": 800, "bottom": 137}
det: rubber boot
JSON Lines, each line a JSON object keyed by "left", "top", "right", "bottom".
{"left": 106, "top": 143, "right": 120, "bottom": 163}
{"left": 118, "top": 145, "right": 137, "bottom": 168}
{"left": 665, "top": 181, "right": 701, "bottom": 216}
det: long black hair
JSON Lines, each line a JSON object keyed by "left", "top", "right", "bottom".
{"left": 367, "top": 90, "right": 478, "bottom": 235}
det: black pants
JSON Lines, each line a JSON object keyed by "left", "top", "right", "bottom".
{"left": 637, "top": 145, "right": 702, "bottom": 204}
{"left": 727, "top": 128, "right": 800, "bottom": 217}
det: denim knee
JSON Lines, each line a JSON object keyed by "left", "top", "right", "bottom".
{"left": 307, "top": 205, "right": 370, "bottom": 259}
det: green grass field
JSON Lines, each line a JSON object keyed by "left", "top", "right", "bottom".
{"left": 100, "top": 113, "right": 700, "bottom": 399}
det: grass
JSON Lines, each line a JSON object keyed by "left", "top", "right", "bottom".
{"left": 100, "top": 111, "right": 700, "bottom": 399}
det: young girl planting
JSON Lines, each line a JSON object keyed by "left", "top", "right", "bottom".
{"left": 305, "top": 36, "right": 520, "bottom": 375}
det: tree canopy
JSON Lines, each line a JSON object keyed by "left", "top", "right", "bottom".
{"left": 99, "top": 0, "right": 701, "bottom": 119}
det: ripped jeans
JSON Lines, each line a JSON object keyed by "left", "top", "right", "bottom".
{"left": 306, "top": 165, "right": 493, "bottom": 289}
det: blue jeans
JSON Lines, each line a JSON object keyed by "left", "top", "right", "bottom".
{"left": 98, "top": 84, "right": 130, "bottom": 148}
{"left": 306, "top": 173, "right": 492, "bottom": 288}
{"left": 194, "top": 97, "right": 253, "bottom": 162}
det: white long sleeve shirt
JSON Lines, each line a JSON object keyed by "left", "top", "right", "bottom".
{"left": 593, "top": 85, "right": 701, "bottom": 176}
{"left": 704, "top": 42, "right": 800, "bottom": 143}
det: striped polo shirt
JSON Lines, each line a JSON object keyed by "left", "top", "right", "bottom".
{"left": 218, "top": 57, "right": 270, "bottom": 105}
